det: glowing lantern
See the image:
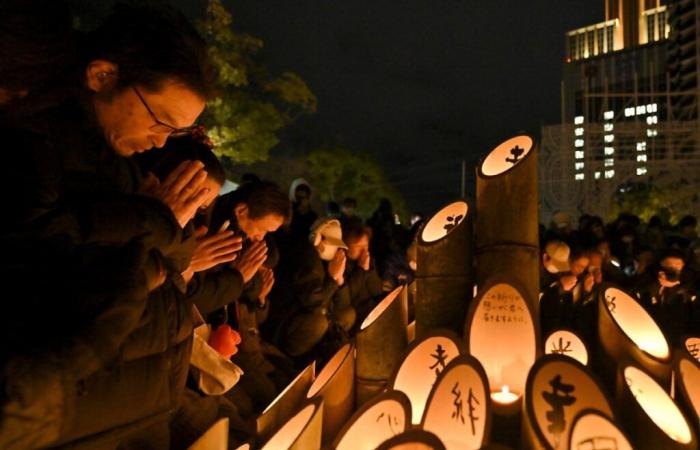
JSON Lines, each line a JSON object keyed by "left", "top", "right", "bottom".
{"left": 389, "top": 332, "right": 462, "bottom": 424}
{"left": 476, "top": 135, "right": 540, "bottom": 322}
{"left": 676, "top": 355, "right": 700, "bottom": 440}
{"left": 569, "top": 410, "right": 633, "bottom": 450}
{"left": 256, "top": 362, "right": 315, "bottom": 441}
{"left": 306, "top": 343, "right": 354, "bottom": 444}
{"left": 407, "top": 320, "right": 416, "bottom": 344}
{"left": 421, "top": 354, "right": 491, "bottom": 450}
{"left": 332, "top": 391, "right": 411, "bottom": 450}
{"left": 618, "top": 364, "right": 697, "bottom": 450}
{"left": 523, "top": 354, "right": 614, "bottom": 450}
{"left": 415, "top": 200, "right": 473, "bottom": 336}
{"left": 376, "top": 430, "right": 447, "bottom": 450}
{"left": 465, "top": 280, "right": 537, "bottom": 415}
{"left": 356, "top": 286, "right": 408, "bottom": 406}
{"left": 187, "top": 418, "right": 228, "bottom": 450}
{"left": 544, "top": 329, "right": 589, "bottom": 366}
{"left": 260, "top": 399, "right": 323, "bottom": 450}
{"left": 598, "top": 286, "right": 671, "bottom": 386}
{"left": 684, "top": 336, "right": 700, "bottom": 363}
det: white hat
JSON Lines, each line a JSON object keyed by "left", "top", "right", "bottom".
{"left": 544, "top": 240, "right": 571, "bottom": 273}
{"left": 310, "top": 218, "right": 347, "bottom": 249}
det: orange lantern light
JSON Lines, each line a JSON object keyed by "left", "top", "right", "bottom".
{"left": 598, "top": 285, "right": 671, "bottom": 386}
{"left": 356, "top": 286, "right": 408, "bottom": 406}
{"left": 332, "top": 391, "right": 411, "bottom": 450}
{"left": 376, "top": 430, "right": 447, "bottom": 450}
{"left": 388, "top": 331, "right": 462, "bottom": 424}
{"left": 618, "top": 364, "right": 697, "bottom": 450}
{"left": 256, "top": 362, "right": 315, "bottom": 442}
{"left": 421, "top": 354, "right": 492, "bottom": 450}
{"left": 260, "top": 398, "right": 323, "bottom": 450}
{"left": 544, "top": 329, "right": 589, "bottom": 366}
{"left": 523, "top": 354, "right": 614, "bottom": 450}
{"left": 568, "top": 409, "right": 633, "bottom": 450}
{"left": 415, "top": 200, "right": 473, "bottom": 336}
{"left": 306, "top": 343, "right": 354, "bottom": 445}
{"left": 675, "top": 354, "right": 700, "bottom": 441}
{"left": 684, "top": 336, "right": 700, "bottom": 364}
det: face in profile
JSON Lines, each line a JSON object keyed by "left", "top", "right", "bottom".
{"left": 86, "top": 61, "right": 205, "bottom": 157}
{"left": 235, "top": 203, "right": 284, "bottom": 241}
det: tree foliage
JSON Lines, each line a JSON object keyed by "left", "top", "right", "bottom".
{"left": 610, "top": 175, "right": 700, "bottom": 223}
{"left": 198, "top": 0, "right": 317, "bottom": 164}
{"left": 306, "top": 147, "right": 408, "bottom": 221}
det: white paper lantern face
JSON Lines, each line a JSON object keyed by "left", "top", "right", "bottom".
{"left": 261, "top": 403, "right": 316, "bottom": 450}
{"left": 422, "top": 361, "right": 488, "bottom": 450}
{"left": 604, "top": 287, "right": 669, "bottom": 359}
{"left": 480, "top": 135, "right": 533, "bottom": 177}
{"left": 569, "top": 411, "right": 633, "bottom": 450}
{"left": 335, "top": 396, "right": 408, "bottom": 450}
{"left": 679, "top": 359, "right": 700, "bottom": 419}
{"left": 469, "top": 283, "right": 536, "bottom": 399}
{"left": 545, "top": 330, "right": 588, "bottom": 366}
{"left": 685, "top": 337, "right": 700, "bottom": 363}
{"left": 624, "top": 366, "right": 692, "bottom": 444}
{"left": 530, "top": 360, "right": 613, "bottom": 450}
{"left": 307, "top": 343, "right": 352, "bottom": 398}
{"left": 393, "top": 336, "right": 461, "bottom": 424}
{"left": 420, "top": 201, "right": 468, "bottom": 243}
{"left": 362, "top": 286, "right": 402, "bottom": 330}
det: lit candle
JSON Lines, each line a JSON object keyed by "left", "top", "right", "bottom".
{"left": 491, "top": 385, "right": 519, "bottom": 404}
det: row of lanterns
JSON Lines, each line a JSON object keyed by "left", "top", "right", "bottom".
{"left": 190, "top": 135, "right": 700, "bottom": 450}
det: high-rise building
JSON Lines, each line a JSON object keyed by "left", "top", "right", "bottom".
{"left": 539, "top": 0, "right": 699, "bottom": 222}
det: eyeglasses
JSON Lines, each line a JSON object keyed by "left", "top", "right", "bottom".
{"left": 132, "top": 86, "right": 196, "bottom": 138}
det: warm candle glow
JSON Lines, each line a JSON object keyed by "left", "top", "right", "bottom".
{"left": 604, "top": 287, "right": 669, "bottom": 359}
{"left": 491, "top": 385, "right": 519, "bottom": 404}
{"left": 361, "top": 286, "right": 402, "bottom": 330}
{"left": 420, "top": 201, "right": 468, "bottom": 243}
{"left": 569, "top": 411, "right": 633, "bottom": 450}
{"left": 480, "top": 135, "right": 533, "bottom": 176}
{"left": 623, "top": 366, "right": 692, "bottom": 444}
{"left": 679, "top": 359, "right": 700, "bottom": 421}
{"left": 545, "top": 330, "right": 589, "bottom": 366}
{"left": 261, "top": 404, "right": 317, "bottom": 450}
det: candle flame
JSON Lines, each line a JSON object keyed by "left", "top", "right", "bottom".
{"left": 501, "top": 385, "right": 510, "bottom": 394}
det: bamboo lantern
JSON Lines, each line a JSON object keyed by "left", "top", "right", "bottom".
{"left": 675, "top": 354, "right": 700, "bottom": 440}
{"left": 233, "top": 442, "right": 252, "bottom": 450}
{"left": 544, "top": 329, "right": 589, "bottom": 366}
{"left": 568, "top": 409, "right": 634, "bottom": 450}
{"left": 465, "top": 280, "right": 538, "bottom": 416}
{"left": 476, "top": 135, "right": 540, "bottom": 320}
{"left": 306, "top": 343, "right": 354, "bottom": 445}
{"left": 375, "top": 430, "right": 447, "bottom": 450}
{"left": 332, "top": 391, "right": 411, "bottom": 450}
{"left": 415, "top": 200, "right": 473, "bottom": 336}
{"left": 523, "top": 354, "right": 614, "bottom": 450}
{"left": 388, "top": 331, "right": 462, "bottom": 424}
{"left": 260, "top": 398, "right": 323, "bottom": 450}
{"left": 407, "top": 320, "right": 416, "bottom": 344}
{"left": 356, "top": 286, "right": 408, "bottom": 406}
{"left": 421, "top": 354, "right": 491, "bottom": 450}
{"left": 188, "top": 418, "right": 228, "bottom": 450}
{"left": 617, "top": 364, "right": 697, "bottom": 450}
{"left": 598, "top": 285, "right": 672, "bottom": 387}
{"left": 256, "top": 362, "right": 315, "bottom": 442}
{"left": 684, "top": 336, "right": 700, "bottom": 363}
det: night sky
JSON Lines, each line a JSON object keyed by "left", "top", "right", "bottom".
{"left": 221, "top": 1, "right": 602, "bottom": 215}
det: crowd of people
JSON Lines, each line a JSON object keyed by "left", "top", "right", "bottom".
{"left": 2, "top": 1, "right": 699, "bottom": 449}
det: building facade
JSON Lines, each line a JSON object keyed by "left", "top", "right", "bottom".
{"left": 540, "top": 0, "right": 700, "bottom": 223}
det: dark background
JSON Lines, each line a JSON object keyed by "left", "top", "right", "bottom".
{"left": 188, "top": 1, "right": 602, "bottom": 215}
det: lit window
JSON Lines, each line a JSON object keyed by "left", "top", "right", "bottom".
{"left": 636, "top": 142, "right": 647, "bottom": 151}
{"left": 637, "top": 167, "right": 647, "bottom": 176}
{"left": 604, "top": 146, "right": 615, "bottom": 155}
{"left": 647, "top": 103, "right": 657, "bottom": 113}
{"left": 575, "top": 173, "right": 585, "bottom": 180}
{"left": 604, "top": 123, "right": 614, "bottom": 132}
{"left": 575, "top": 151, "right": 584, "bottom": 159}
{"left": 575, "top": 162, "right": 584, "bottom": 170}
{"left": 575, "top": 139, "right": 584, "bottom": 147}
{"left": 646, "top": 115, "right": 658, "bottom": 125}
{"left": 575, "top": 127, "right": 584, "bottom": 136}
{"left": 625, "top": 107, "right": 635, "bottom": 117}
{"left": 636, "top": 105, "right": 646, "bottom": 115}
{"left": 604, "top": 158, "right": 614, "bottom": 167}
{"left": 604, "top": 169, "right": 615, "bottom": 179}
{"left": 595, "top": 171, "right": 601, "bottom": 179}
{"left": 604, "top": 110, "right": 614, "bottom": 120}
{"left": 604, "top": 134, "right": 614, "bottom": 143}
{"left": 647, "top": 129, "right": 658, "bottom": 137}
{"left": 637, "top": 154, "right": 647, "bottom": 162}
{"left": 574, "top": 116, "right": 584, "bottom": 125}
